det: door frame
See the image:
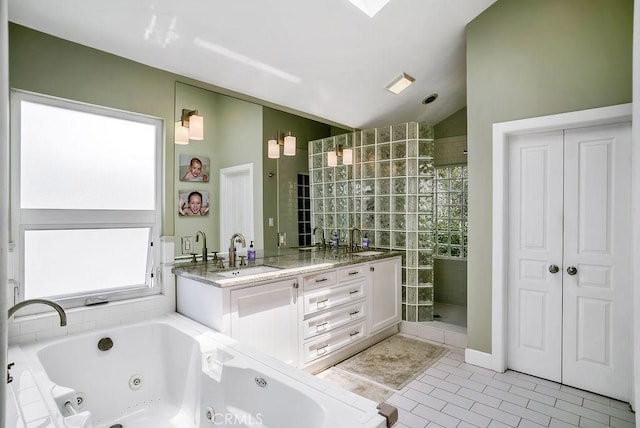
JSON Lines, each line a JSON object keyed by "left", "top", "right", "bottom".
{"left": 219, "top": 163, "right": 254, "bottom": 253}
{"left": 490, "top": 103, "right": 632, "bottom": 373}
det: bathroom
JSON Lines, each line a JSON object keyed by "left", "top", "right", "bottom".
{"left": 2, "top": 20, "right": 468, "bottom": 427}
{"left": 3, "top": 1, "right": 639, "bottom": 427}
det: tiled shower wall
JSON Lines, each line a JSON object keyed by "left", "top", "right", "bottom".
{"left": 309, "top": 122, "right": 436, "bottom": 322}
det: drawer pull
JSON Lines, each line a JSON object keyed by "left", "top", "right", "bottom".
{"left": 315, "top": 277, "right": 329, "bottom": 283}
{"left": 349, "top": 289, "right": 360, "bottom": 295}
{"left": 316, "top": 345, "right": 328, "bottom": 355}
{"left": 316, "top": 298, "right": 328, "bottom": 308}
{"left": 348, "top": 271, "right": 359, "bottom": 276}
{"left": 350, "top": 330, "right": 361, "bottom": 337}
{"left": 316, "top": 322, "right": 328, "bottom": 331}
{"left": 350, "top": 310, "right": 360, "bottom": 317}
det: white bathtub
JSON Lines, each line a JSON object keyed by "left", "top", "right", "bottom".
{"left": 7, "top": 314, "right": 387, "bottom": 428}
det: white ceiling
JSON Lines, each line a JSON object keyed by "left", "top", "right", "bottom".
{"left": 8, "top": 0, "right": 496, "bottom": 130}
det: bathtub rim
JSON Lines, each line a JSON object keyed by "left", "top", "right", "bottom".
{"left": 7, "top": 312, "right": 387, "bottom": 428}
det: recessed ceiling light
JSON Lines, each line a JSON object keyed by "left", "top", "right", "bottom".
{"left": 422, "top": 93, "right": 438, "bottom": 104}
{"left": 348, "top": 0, "right": 392, "bottom": 18}
{"left": 385, "top": 73, "right": 415, "bottom": 95}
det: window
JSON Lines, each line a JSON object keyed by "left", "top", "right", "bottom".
{"left": 10, "top": 90, "right": 162, "bottom": 308}
{"left": 435, "top": 165, "right": 468, "bottom": 258}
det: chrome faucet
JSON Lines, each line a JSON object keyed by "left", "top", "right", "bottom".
{"left": 312, "top": 225, "right": 326, "bottom": 249}
{"left": 349, "top": 227, "right": 362, "bottom": 252}
{"left": 228, "top": 233, "right": 247, "bottom": 268}
{"left": 196, "top": 230, "right": 208, "bottom": 262}
{"left": 8, "top": 299, "right": 67, "bottom": 326}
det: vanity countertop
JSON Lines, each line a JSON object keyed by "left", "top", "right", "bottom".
{"left": 172, "top": 248, "right": 402, "bottom": 288}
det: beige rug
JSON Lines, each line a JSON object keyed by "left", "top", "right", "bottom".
{"left": 316, "top": 367, "right": 394, "bottom": 403}
{"left": 336, "top": 334, "right": 448, "bottom": 390}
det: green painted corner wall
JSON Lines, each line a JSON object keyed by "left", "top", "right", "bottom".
{"left": 434, "top": 107, "right": 467, "bottom": 139}
{"left": 466, "top": 0, "right": 633, "bottom": 353}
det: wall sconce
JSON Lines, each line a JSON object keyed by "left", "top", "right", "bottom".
{"left": 267, "top": 131, "right": 296, "bottom": 159}
{"left": 327, "top": 145, "right": 353, "bottom": 167}
{"left": 175, "top": 108, "right": 204, "bottom": 145}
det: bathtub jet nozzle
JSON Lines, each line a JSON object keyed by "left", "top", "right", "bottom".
{"left": 98, "top": 337, "right": 114, "bottom": 351}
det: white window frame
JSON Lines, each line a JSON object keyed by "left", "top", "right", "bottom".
{"left": 10, "top": 90, "right": 163, "bottom": 310}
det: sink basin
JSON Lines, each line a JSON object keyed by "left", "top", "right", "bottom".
{"left": 353, "top": 250, "right": 384, "bottom": 257}
{"left": 216, "top": 265, "right": 281, "bottom": 278}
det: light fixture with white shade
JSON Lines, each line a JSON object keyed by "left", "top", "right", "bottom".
{"left": 174, "top": 121, "right": 189, "bottom": 145}
{"left": 385, "top": 72, "right": 415, "bottom": 95}
{"left": 267, "top": 131, "right": 297, "bottom": 159}
{"left": 174, "top": 108, "right": 204, "bottom": 144}
{"left": 327, "top": 144, "right": 353, "bottom": 167}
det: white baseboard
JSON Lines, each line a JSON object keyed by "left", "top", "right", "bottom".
{"left": 464, "top": 348, "right": 494, "bottom": 370}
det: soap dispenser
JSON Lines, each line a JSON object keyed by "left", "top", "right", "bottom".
{"left": 248, "top": 241, "right": 256, "bottom": 261}
{"left": 362, "top": 233, "right": 369, "bottom": 249}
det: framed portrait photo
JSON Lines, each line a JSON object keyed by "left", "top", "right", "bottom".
{"left": 178, "top": 190, "right": 210, "bottom": 217}
{"left": 179, "top": 155, "right": 210, "bottom": 182}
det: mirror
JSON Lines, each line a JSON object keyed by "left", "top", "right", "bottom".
{"left": 174, "top": 82, "right": 346, "bottom": 258}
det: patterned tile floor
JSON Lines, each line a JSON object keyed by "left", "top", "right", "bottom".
{"left": 386, "top": 347, "right": 636, "bottom": 428}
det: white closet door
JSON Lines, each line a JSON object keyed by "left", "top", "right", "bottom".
{"left": 507, "top": 131, "right": 564, "bottom": 382}
{"left": 562, "top": 122, "right": 631, "bottom": 400}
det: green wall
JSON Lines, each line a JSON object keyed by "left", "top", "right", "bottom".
{"left": 9, "top": 23, "right": 178, "bottom": 234}
{"left": 434, "top": 107, "right": 467, "bottom": 139}
{"left": 466, "top": 0, "right": 633, "bottom": 352}
{"left": 9, "top": 23, "right": 347, "bottom": 254}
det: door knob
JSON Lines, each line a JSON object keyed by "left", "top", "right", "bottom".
{"left": 567, "top": 266, "right": 577, "bottom": 276}
{"left": 548, "top": 264, "right": 559, "bottom": 274}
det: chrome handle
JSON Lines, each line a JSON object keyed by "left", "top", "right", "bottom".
{"left": 567, "top": 266, "right": 577, "bottom": 276}
{"left": 549, "top": 264, "right": 559, "bottom": 274}
{"left": 315, "top": 277, "right": 328, "bottom": 283}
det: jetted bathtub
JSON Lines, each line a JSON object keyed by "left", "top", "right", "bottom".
{"left": 7, "top": 313, "right": 387, "bottom": 428}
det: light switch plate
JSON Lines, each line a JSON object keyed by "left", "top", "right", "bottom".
{"left": 181, "top": 236, "right": 193, "bottom": 254}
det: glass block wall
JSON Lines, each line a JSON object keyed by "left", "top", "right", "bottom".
{"left": 309, "top": 122, "right": 436, "bottom": 322}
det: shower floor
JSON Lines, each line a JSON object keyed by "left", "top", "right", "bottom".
{"left": 432, "top": 301, "right": 467, "bottom": 327}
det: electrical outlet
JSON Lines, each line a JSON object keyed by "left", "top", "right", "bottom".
{"left": 181, "top": 236, "right": 193, "bottom": 255}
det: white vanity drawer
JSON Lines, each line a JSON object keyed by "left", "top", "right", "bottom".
{"left": 303, "top": 301, "right": 366, "bottom": 339}
{"left": 303, "top": 321, "right": 367, "bottom": 363}
{"left": 302, "top": 270, "right": 338, "bottom": 291}
{"left": 338, "top": 264, "right": 368, "bottom": 283}
{"left": 304, "top": 282, "right": 365, "bottom": 316}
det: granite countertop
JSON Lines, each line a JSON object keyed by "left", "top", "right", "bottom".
{"left": 172, "top": 247, "right": 402, "bottom": 288}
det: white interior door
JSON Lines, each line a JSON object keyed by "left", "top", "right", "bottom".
{"left": 220, "top": 163, "right": 254, "bottom": 254}
{"left": 507, "top": 122, "right": 631, "bottom": 401}
{"left": 562, "top": 123, "right": 631, "bottom": 400}
{"left": 507, "top": 130, "right": 564, "bottom": 382}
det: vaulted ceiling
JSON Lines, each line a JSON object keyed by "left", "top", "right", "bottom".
{"left": 8, "top": 0, "right": 496, "bottom": 129}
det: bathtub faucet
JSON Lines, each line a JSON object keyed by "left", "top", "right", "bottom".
{"left": 8, "top": 299, "right": 67, "bottom": 326}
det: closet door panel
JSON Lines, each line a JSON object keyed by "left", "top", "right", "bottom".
{"left": 562, "top": 122, "right": 631, "bottom": 401}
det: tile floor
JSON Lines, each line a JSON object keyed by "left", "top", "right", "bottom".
{"left": 385, "top": 347, "right": 636, "bottom": 428}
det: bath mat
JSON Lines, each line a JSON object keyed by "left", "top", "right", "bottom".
{"left": 316, "top": 367, "right": 394, "bottom": 403}
{"left": 336, "top": 334, "right": 447, "bottom": 390}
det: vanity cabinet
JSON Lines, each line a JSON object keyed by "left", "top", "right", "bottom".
{"left": 369, "top": 257, "right": 402, "bottom": 334}
{"left": 230, "top": 278, "right": 299, "bottom": 366}
{"left": 300, "top": 264, "right": 369, "bottom": 366}
{"left": 176, "top": 276, "right": 299, "bottom": 365}
{"left": 175, "top": 254, "right": 402, "bottom": 371}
